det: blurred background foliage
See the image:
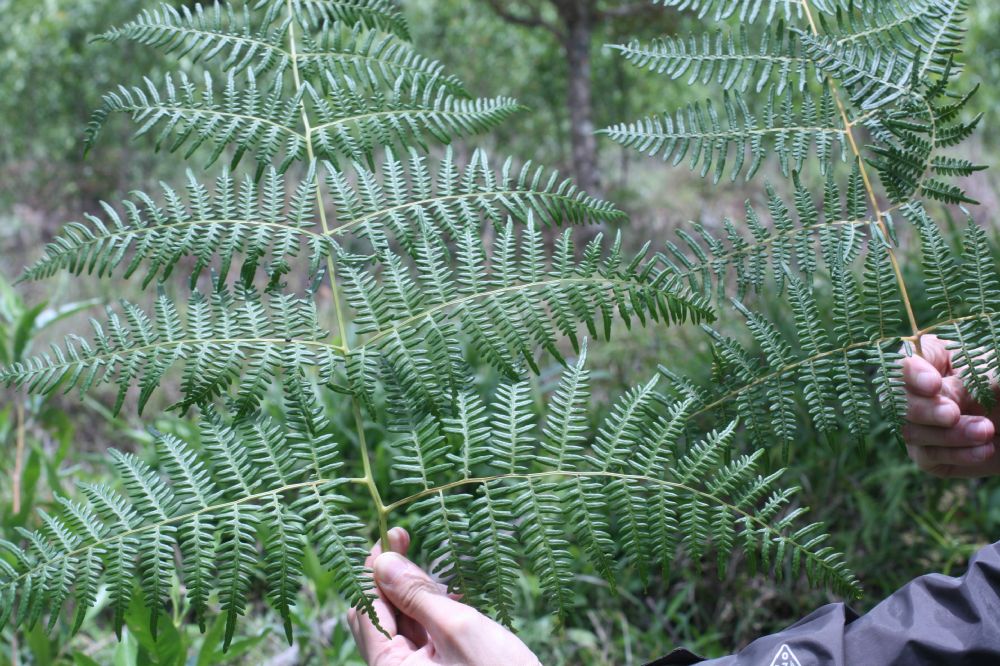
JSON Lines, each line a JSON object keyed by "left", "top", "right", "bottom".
{"left": 1, "top": 0, "right": 1000, "bottom": 664}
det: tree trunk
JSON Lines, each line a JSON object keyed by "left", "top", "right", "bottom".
{"left": 554, "top": 0, "right": 601, "bottom": 197}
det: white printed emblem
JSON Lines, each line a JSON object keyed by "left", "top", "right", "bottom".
{"left": 768, "top": 644, "right": 803, "bottom": 666}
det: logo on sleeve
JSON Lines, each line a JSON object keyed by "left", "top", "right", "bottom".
{"left": 768, "top": 644, "right": 802, "bottom": 666}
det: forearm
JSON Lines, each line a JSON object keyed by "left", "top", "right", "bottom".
{"left": 650, "top": 540, "right": 1000, "bottom": 666}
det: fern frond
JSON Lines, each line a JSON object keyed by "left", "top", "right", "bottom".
{"left": 0, "top": 409, "right": 378, "bottom": 641}
{"left": 658, "top": 175, "right": 871, "bottom": 299}
{"left": 538, "top": 348, "right": 590, "bottom": 471}
{"left": 326, "top": 148, "right": 626, "bottom": 249}
{"left": 611, "top": 23, "right": 814, "bottom": 95}
{"left": 297, "top": 22, "right": 467, "bottom": 96}
{"left": 411, "top": 491, "right": 479, "bottom": 598}
{"left": 801, "top": 33, "right": 918, "bottom": 110}
{"left": 510, "top": 478, "right": 577, "bottom": 617}
{"left": 952, "top": 222, "right": 1000, "bottom": 409}
{"left": 0, "top": 285, "right": 334, "bottom": 415}
{"left": 468, "top": 482, "right": 520, "bottom": 626}
{"left": 395, "top": 362, "right": 858, "bottom": 601}
{"left": 820, "top": 0, "right": 970, "bottom": 79}
{"left": 86, "top": 70, "right": 306, "bottom": 172}
{"left": 101, "top": 6, "right": 459, "bottom": 95}
{"left": 88, "top": 73, "right": 514, "bottom": 174}
{"left": 307, "top": 81, "right": 520, "bottom": 168}
{"left": 654, "top": 180, "right": 912, "bottom": 453}
{"left": 805, "top": 1, "right": 969, "bottom": 112}
{"left": 21, "top": 166, "right": 325, "bottom": 289}
{"left": 23, "top": 147, "right": 624, "bottom": 291}
{"left": 651, "top": 0, "right": 806, "bottom": 25}
{"left": 0, "top": 359, "right": 861, "bottom": 638}
{"left": 392, "top": 413, "right": 451, "bottom": 489}
{"left": 98, "top": 3, "right": 293, "bottom": 77}
{"left": 276, "top": 0, "right": 411, "bottom": 40}
{"left": 11, "top": 0, "right": 972, "bottom": 646}
{"left": 340, "top": 221, "right": 713, "bottom": 409}
{"left": 865, "top": 70, "right": 983, "bottom": 206}
{"left": 490, "top": 381, "right": 536, "bottom": 476}
{"left": 911, "top": 205, "right": 1000, "bottom": 408}
{"left": 601, "top": 86, "right": 844, "bottom": 181}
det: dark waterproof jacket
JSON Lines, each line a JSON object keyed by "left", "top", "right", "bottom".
{"left": 648, "top": 540, "right": 1000, "bottom": 666}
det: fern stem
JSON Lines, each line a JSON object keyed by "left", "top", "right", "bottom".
{"left": 354, "top": 401, "right": 391, "bottom": 549}
{"left": 287, "top": 5, "right": 349, "bottom": 348}
{"left": 12, "top": 400, "right": 25, "bottom": 515}
{"left": 800, "top": 0, "right": 923, "bottom": 353}
{"left": 286, "top": 1, "right": 387, "bottom": 550}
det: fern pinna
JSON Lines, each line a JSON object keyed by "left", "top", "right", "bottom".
{"left": 605, "top": 0, "right": 988, "bottom": 454}
{"left": 2, "top": 0, "right": 984, "bottom": 650}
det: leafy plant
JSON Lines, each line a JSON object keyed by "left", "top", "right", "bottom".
{"left": 1, "top": 0, "right": 984, "bottom": 653}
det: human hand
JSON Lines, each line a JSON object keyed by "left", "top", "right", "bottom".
{"left": 902, "top": 334, "right": 1000, "bottom": 478}
{"left": 347, "top": 527, "right": 542, "bottom": 666}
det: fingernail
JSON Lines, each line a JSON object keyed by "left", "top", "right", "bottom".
{"left": 916, "top": 371, "right": 940, "bottom": 394}
{"left": 374, "top": 552, "right": 408, "bottom": 586}
{"left": 934, "top": 403, "right": 958, "bottom": 425}
{"left": 966, "top": 420, "right": 993, "bottom": 442}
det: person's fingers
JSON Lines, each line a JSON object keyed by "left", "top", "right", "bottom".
{"left": 940, "top": 374, "right": 984, "bottom": 414}
{"left": 918, "top": 335, "right": 953, "bottom": 375}
{"left": 374, "top": 552, "right": 471, "bottom": 639}
{"left": 363, "top": 529, "right": 433, "bottom": 647}
{"left": 352, "top": 593, "right": 427, "bottom": 666}
{"left": 903, "top": 352, "right": 945, "bottom": 397}
{"left": 903, "top": 416, "right": 996, "bottom": 448}
{"left": 397, "top": 613, "right": 429, "bottom": 649}
{"left": 907, "top": 441, "right": 997, "bottom": 474}
{"left": 365, "top": 527, "right": 411, "bottom": 570}
{"left": 906, "top": 395, "right": 961, "bottom": 427}
{"left": 397, "top": 584, "right": 459, "bottom": 648}
{"left": 349, "top": 528, "right": 417, "bottom": 664}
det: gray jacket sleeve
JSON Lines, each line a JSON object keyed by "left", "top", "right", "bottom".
{"left": 647, "top": 541, "right": 1000, "bottom": 666}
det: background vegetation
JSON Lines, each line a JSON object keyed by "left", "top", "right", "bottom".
{"left": 1, "top": 1, "right": 999, "bottom": 663}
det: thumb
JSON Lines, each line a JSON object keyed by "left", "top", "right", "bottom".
{"left": 373, "top": 552, "right": 464, "bottom": 631}
{"left": 918, "top": 335, "right": 953, "bottom": 375}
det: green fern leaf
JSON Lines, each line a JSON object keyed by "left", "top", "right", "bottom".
{"left": 611, "top": 23, "right": 812, "bottom": 95}
{"left": 601, "top": 86, "right": 844, "bottom": 181}
{"left": 21, "top": 166, "right": 325, "bottom": 288}
{"left": 652, "top": 0, "right": 807, "bottom": 25}
{"left": 0, "top": 285, "right": 333, "bottom": 414}
{"left": 98, "top": 3, "right": 293, "bottom": 77}
{"left": 275, "top": 0, "right": 411, "bottom": 40}
{"left": 85, "top": 70, "right": 307, "bottom": 172}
